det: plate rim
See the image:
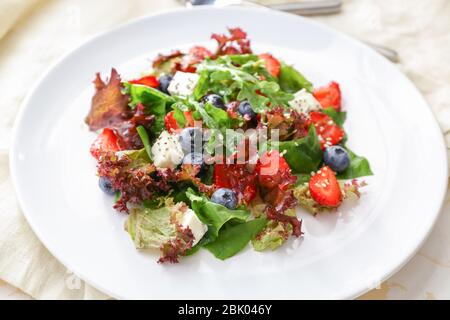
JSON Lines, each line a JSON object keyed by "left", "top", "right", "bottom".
{"left": 9, "top": 6, "right": 449, "bottom": 300}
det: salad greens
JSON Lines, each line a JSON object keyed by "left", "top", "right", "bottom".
{"left": 185, "top": 189, "right": 267, "bottom": 260}
{"left": 87, "top": 27, "right": 374, "bottom": 264}
{"left": 186, "top": 189, "right": 250, "bottom": 241}
{"left": 337, "top": 148, "right": 373, "bottom": 179}
{"left": 125, "top": 205, "right": 177, "bottom": 249}
{"left": 252, "top": 219, "right": 293, "bottom": 251}
{"left": 322, "top": 107, "right": 347, "bottom": 128}
{"left": 195, "top": 56, "right": 293, "bottom": 112}
{"left": 272, "top": 126, "right": 323, "bottom": 174}
{"left": 136, "top": 125, "right": 152, "bottom": 161}
{"left": 125, "top": 83, "right": 174, "bottom": 135}
{"left": 205, "top": 217, "right": 268, "bottom": 260}
{"left": 278, "top": 63, "right": 313, "bottom": 93}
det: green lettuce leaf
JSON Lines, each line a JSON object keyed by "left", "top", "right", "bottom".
{"left": 136, "top": 126, "right": 152, "bottom": 161}
{"left": 337, "top": 148, "right": 373, "bottom": 179}
{"left": 205, "top": 217, "right": 268, "bottom": 260}
{"left": 124, "top": 83, "right": 174, "bottom": 135}
{"left": 118, "top": 148, "right": 150, "bottom": 166}
{"left": 194, "top": 56, "right": 293, "bottom": 112}
{"left": 186, "top": 189, "right": 250, "bottom": 241}
{"left": 278, "top": 63, "right": 313, "bottom": 93}
{"left": 272, "top": 126, "right": 323, "bottom": 174}
{"left": 227, "top": 54, "right": 259, "bottom": 66}
{"left": 293, "top": 184, "right": 324, "bottom": 215}
{"left": 252, "top": 220, "right": 293, "bottom": 251}
{"left": 125, "top": 206, "right": 176, "bottom": 249}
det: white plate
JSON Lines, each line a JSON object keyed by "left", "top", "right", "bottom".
{"left": 10, "top": 7, "right": 448, "bottom": 299}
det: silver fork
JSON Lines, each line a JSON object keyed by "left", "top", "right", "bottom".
{"left": 182, "top": 0, "right": 399, "bottom": 63}
{"left": 185, "top": 0, "right": 342, "bottom": 15}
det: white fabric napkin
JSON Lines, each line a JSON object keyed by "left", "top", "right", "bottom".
{"left": 0, "top": 0, "right": 449, "bottom": 300}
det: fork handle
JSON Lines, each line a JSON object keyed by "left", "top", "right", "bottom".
{"left": 268, "top": 0, "right": 342, "bottom": 16}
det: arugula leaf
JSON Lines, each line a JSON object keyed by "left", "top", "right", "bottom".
{"left": 237, "top": 83, "right": 269, "bottom": 112}
{"left": 184, "top": 99, "right": 243, "bottom": 155}
{"left": 136, "top": 125, "right": 152, "bottom": 161}
{"left": 195, "top": 56, "right": 293, "bottom": 112}
{"left": 337, "top": 148, "right": 373, "bottom": 179}
{"left": 124, "top": 83, "right": 174, "bottom": 135}
{"left": 272, "top": 126, "right": 323, "bottom": 174}
{"left": 237, "top": 81, "right": 293, "bottom": 113}
{"left": 205, "top": 217, "right": 268, "bottom": 260}
{"left": 322, "top": 107, "right": 347, "bottom": 127}
{"left": 193, "top": 71, "right": 210, "bottom": 100}
{"left": 258, "top": 81, "right": 293, "bottom": 106}
{"left": 187, "top": 100, "right": 230, "bottom": 130}
{"left": 186, "top": 189, "right": 250, "bottom": 240}
{"left": 171, "top": 104, "right": 187, "bottom": 128}
{"left": 226, "top": 54, "right": 259, "bottom": 66}
{"left": 204, "top": 103, "right": 231, "bottom": 129}
{"left": 278, "top": 63, "right": 313, "bottom": 93}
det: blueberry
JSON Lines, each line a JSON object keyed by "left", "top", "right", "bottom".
{"left": 323, "top": 145, "right": 350, "bottom": 173}
{"left": 183, "top": 152, "right": 208, "bottom": 176}
{"left": 211, "top": 188, "right": 238, "bottom": 210}
{"left": 179, "top": 127, "right": 203, "bottom": 154}
{"left": 200, "top": 94, "right": 225, "bottom": 110}
{"left": 98, "top": 177, "right": 116, "bottom": 195}
{"left": 158, "top": 74, "right": 173, "bottom": 94}
{"left": 237, "top": 101, "right": 256, "bottom": 120}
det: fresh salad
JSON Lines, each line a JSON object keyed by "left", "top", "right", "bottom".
{"left": 85, "top": 28, "right": 373, "bottom": 263}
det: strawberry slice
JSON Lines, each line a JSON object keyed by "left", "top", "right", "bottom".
{"left": 90, "top": 128, "right": 120, "bottom": 159}
{"left": 259, "top": 53, "right": 281, "bottom": 77}
{"left": 309, "top": 166, "right": 342, "bottom": 207}
{"left": 313, "top": 82, "right": 342, "bottom": 111}
{"left": 164, "top": 110, "right": 195, "bottom": 133}
{"left": 255, "top": 150, "right": 296, "bottom": 191}
{"left": 309, "top": 111, "right": 344, "bottom": 149}
{"left": 164, "top": 111, "right": 179, "bottom": 133}
{"left": 129, "top": 75, "right": 159, "bottom": 88}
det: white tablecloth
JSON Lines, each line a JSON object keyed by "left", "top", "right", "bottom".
{"left": 0, "top": 0, "right": 449, "bottom": 300}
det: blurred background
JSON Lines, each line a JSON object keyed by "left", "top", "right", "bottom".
{"left": 0, "top": 0, "right": 449, "bottom": 300}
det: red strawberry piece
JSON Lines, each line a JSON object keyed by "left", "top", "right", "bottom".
{"left": 259, "top": 53, "right": 281, "bottom": 77}
{"left": 129, "top": 75, "right": 159, "bottom": 88}
{"left": 255, "top": 150, "right": 296, "bottom": 191}
{"left": 309, "top": 166, "right": 342, "bottom": 207}
{"left": 90, "top": 128, "right": 120, "bottom": 159}
{"left": 309, "top": 111, "right": 345, "bottom": 150}
{"left": 313, "top": 81, "right": 342, "bottom": 111}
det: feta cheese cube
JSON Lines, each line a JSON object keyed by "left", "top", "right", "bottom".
{"left": 180, "top": 209, "right": 208, "bottom": 246}
{"left": 167, "top": 71, "right": 200, "bottom": 97}
{"left": 288, "top": 89, "right": 322, "bottom": 114}
{"left": 151, "top": 131, "right": 184, "bottom": 169}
